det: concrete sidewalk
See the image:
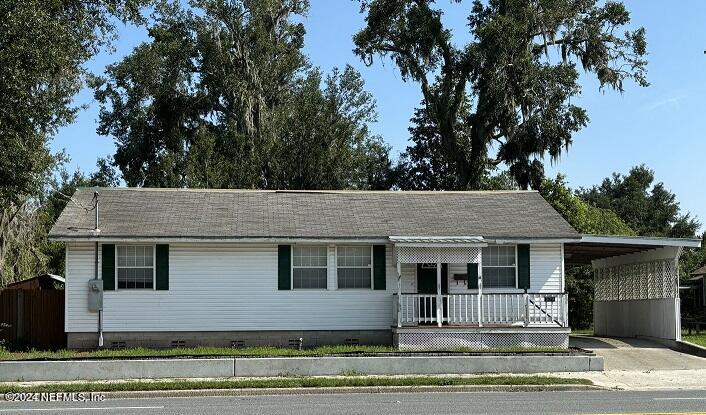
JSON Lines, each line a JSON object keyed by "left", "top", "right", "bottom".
{"left": 550, "top": 368, "right": 706, "bottom": 390}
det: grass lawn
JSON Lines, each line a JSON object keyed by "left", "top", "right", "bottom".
{"left": 682, "top": 333, "right": 706, "bottom": 347}
{"left": 0, "top": 345, "right": 572, "bottom": 361}
{"left": 570, "top": 328, "right": 594, "bottom": 336}
{"left": 0, "top": 375, "right": 592, "bottom": 394}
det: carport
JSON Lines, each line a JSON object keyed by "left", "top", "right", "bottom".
{"left": 565, "top": 235, "right": 702, "bottom": 342}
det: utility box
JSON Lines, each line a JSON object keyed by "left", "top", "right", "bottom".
{"left": 87, "top": 279, "right": 103, "bottom": 312}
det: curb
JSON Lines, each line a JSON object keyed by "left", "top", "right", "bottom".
{"left": 53, "top": 384, "right": 604, "bottom": 399}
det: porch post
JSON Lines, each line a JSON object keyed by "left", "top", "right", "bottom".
{"left": 478, "top": 257, "right": 483, "bottom": 328}
{"left": 397, "top": 260, "right": 402, "bottom": 328}
{"left": 436, "top": 259, "right": 442, "bottom": 327}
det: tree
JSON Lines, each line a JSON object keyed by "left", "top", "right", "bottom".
{"left": 578, "top": 165, "right": 701, "bottom": 238}
{"left": 0, "top": 0, "right": 148, "bottom": 285}
{"left": 92, "top": 0, "right": 391, "bottom": 190}
{"left": 539, "top": 174, "right": 635, "bottom": 328}
{"left": 355, "top": 0, "right": 647, "bottom": 190}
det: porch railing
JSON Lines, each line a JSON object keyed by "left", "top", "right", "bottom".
{"left": 394, "top": 292, "right": 568, "bottom": 327}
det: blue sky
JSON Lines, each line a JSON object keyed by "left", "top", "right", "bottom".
{"left": 52, "top": 0, "right": 706, "bottom": 231}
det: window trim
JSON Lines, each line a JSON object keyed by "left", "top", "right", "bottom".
{"left": 336, "top": 245, "right": 374, "bottom": 290}
{"left": 114, "top": 244, "right": 156, "bottom": 291}
{"left": 291, "top": 245, "right": 328, "bottom": 290}
{"left": 481, "top": 244, "right": 518, "bottom": 289}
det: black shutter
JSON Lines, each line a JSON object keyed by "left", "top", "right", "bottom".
{"left": 373, "top": 245, "right": 386, "bottom": 290}
{"left": 156, "top": 244, "right": 169, "bottom": 290}
{"left": 102, "top": 244, "right": 115, "bottom": 290}
{"left": 278, "top": 245, "right": 291, "bottom": 290}
{"left": 518, "top": 244, "right": 530, "bottom": 289}
{"left": 467, "top": 263, "right": 478, "bottom": 289}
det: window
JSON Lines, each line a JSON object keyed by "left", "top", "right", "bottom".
{"left": 292, "top": 246, "right": 328, "bottom": 289}
{"left": 482, "top": 245, "right": 516, "bottom": 289}
{"left": 117, "top": 245, "right": 154, "bottom": 289}
{"left": 337, "top": 246, "right": 372, "bottom": 289}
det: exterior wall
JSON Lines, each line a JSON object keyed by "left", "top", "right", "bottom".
{"left": 65, "top": 242, "right": 398, "bottom": 335}
{"left": 64, "top": 242, "right": 566, "bottom": 347}
{"left": 592, "top": 246, "right": 681, "bottom": 340}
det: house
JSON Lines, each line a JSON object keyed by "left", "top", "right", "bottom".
{"left": 3, "top": 274, "right": 65, "bottom": 291}
{"left": 49, "top": 188, "right": 701, "bottom": 350}
{"left": 684, "top": 265, "right": 706, "bottom": 314}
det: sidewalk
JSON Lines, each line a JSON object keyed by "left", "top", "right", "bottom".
{"left": 551, "top": 368, "right": 706, "bottom": 390}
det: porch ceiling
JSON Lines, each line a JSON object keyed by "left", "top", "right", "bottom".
{"left": 565, "top": 235, "right": 702, "bottom": 266}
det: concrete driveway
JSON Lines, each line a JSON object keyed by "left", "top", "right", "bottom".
{"left": 570, "top": 335, "right": 706, "bottom": 371}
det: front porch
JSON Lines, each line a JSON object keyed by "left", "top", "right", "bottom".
{"left": 388, "top": 236, "right": 570, "bottom": 350}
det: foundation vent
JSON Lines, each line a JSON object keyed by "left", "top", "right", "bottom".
{"left": 170, "top": 340, "right": 186, "bottom": 348}
{"left": 110, "top": 341, "right": 127, "bottom": 349}
{"left": 344, "top": 338, "right": 360, "bottom": 346}
{"left": 231, "top": 340, "right": 245, "bottom": 348}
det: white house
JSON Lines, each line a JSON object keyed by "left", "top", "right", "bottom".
{"left": 50, "top": 188, "right": 700, "bottom": 350}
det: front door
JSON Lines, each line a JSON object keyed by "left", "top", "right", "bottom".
{"left": 417, "top": 263, "right": 448, "bottom": 323}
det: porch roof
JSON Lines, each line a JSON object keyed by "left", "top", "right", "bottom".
{"left": 564, "top": 234, "right": 702, "bottom": 266}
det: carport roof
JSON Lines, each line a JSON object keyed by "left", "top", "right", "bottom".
{"left": 565, "top": 235, "right": 702, "bottom": 266}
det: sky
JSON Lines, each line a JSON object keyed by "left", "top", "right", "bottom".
{"left": 52, "top": 0, "right": 706, "bottom": 231}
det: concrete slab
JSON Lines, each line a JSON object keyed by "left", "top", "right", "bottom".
{"left": 0, "top": 358, "right": 235, "bottom": 382}
{"left": 570, "top": 335, "right": 706, "bottom": 371}
{"left": 234, "top": 355, "right": 600, "bottom": 377}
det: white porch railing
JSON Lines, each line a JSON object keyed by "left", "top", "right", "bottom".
{"left": 394, "top": 293, "right": 568, "bottom": 327}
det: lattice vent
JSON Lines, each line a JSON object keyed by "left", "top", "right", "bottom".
{"left": 594, "top": 259, "right": 677, "bottom": 301}
{"left": 396, "top": 246, "right": 481, "bottom": 264}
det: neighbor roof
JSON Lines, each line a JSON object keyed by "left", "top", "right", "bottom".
{"left": 692, "top": 265, "right": 706, "bottom": 277}
{"left": 49, "top": 188, "right": 580, "bottom": 241}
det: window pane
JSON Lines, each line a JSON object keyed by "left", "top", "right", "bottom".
{"left": 117, "top": 246, "right": 127, "bottom": 267}
{"left": 483, "top": 245, "right": 516, "bottom": 267}
{"left": 482, "top": 266, "right": 515, "bottom": 288}
{"left": 293, "top": 268, "right": 327, "bottom": 289}
{"left": 338, "top": 268, "right": 372, "bottom": 289}
{"left": 337, "top": 246, "right": 371, "bottom": 268}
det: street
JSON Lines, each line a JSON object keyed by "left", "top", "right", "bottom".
{"left": 1, "top": 390, "right": 706, "bottom": 414}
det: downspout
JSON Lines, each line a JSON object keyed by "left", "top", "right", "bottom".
{"left": 93, "top": 192, "right": 103, "bottom": 348}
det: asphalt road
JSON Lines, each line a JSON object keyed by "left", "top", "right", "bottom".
{"left": 1, "top": 390, "right": 706, "bottom": 414}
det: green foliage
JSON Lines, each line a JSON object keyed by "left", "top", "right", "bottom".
{"left": 578, "top": 165, "right": 701, "bottom": 238}
{"left": 539, "top": 174, "right": 634, "bottom": 329}
{"left": 92, "top": 0, "right": 391, "bottom": 189}
{"left": 355, "top": 0, "right": 648, "bottom": 189}
{"left": 540, "top": 175, "right": 635, "bottom": 235}
{"left": 0, "top": 0, "right": 147, "bottom": 207}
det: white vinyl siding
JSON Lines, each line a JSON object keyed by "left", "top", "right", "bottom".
{"left": 64, "top": 242, "right": 398, "bottom": 333}
{"left": 529, "top": 244, "right": 563, "bottom": 293}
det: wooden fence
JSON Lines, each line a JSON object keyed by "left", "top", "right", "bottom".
{"left": 0, "top": 290, "right": 66, "bottom": 350}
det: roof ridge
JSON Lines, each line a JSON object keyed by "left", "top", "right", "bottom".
{"left": 75, "top": 187, "right": 537, "bottom": 195}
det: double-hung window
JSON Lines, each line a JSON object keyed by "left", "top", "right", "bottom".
{"left": 481, "top": 245, "right": 517, "bottom": 289}
{"left": 292, "top": 246, "right": 328, "bottom": 289}
{"left": 337, "top": 246, "right": 372, "bottom": 289}
{"left": 117, "top": 245, "right": 154, "bottom": 289}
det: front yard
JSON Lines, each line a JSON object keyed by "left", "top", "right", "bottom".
{"left": 682, "top": 333, "right": 706, "bottom": 348}
{"left": 0, "top": 344, "right": 573, "bottom": 361}
{"left": 0, "top": 375, "right": 592, "bottom": 394}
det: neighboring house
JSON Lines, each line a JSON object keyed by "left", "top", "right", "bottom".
{"left": 3, "top": 274, "right": 65, "bottom": 290}
{"left": 49, "top": 188, "right": 701, "bottom": 350}
{"left": 685, "top": 265, "right": 706, "bottom": 313}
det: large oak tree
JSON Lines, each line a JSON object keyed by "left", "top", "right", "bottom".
{"left": 355, "top": 0, "right": 648, "bottom": 189}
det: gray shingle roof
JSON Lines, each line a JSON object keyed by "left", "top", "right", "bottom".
{"left": 49, "top": 188, "right": 580, "bottom": 240}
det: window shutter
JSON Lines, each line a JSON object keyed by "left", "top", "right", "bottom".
{"left": 278, "top": 245, "right": 291, "bottom": 290}
{"left": 102, "top": 244, "right": 115, "bottom": 291}
{"left": 467, "top": 263, "right": 478, "bottom": 289}
{"left": 373, "top": 245, "right": 386, "bottom": 290}
{"left": 156, "top": 244, "right": 169, "bottom": 290}
{"left": 518, "top": 244, "right": 530, "bottom": 289}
